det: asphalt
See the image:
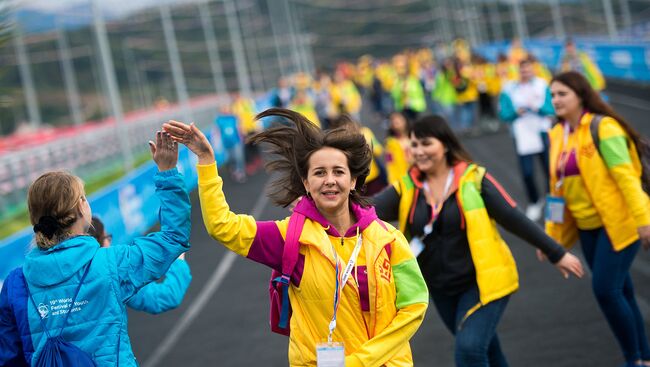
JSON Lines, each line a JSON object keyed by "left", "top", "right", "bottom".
{"left": 127, "top": 80, "right": 650, "bottom": 366}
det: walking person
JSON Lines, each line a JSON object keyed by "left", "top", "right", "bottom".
{"left": 373, "top": 115, "right": 584, "bottom": 367}
{"left": 547, "top": 71, "right": 650, "bottom": 367}
{"left": 499, "top": 56, "right": 555, "bottom": 221}
{"left": 0, "top": 131, "right": 191, "bottom": 366}
{"left": 163, "top": 109, "right": 429, "bottom": 367}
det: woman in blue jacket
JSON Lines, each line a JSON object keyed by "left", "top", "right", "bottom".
{"left": 89, "top": 216, "right": 192, "bottom": 314}
{"left": 0, "top": 131, "right": 191, "bottom": 366}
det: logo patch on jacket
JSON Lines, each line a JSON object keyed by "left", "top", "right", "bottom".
{"left": 581, "top": 143, "right": 597, "bottom": 159}
{"left": 378, "top": 259, "right": 391, "bottom": 282}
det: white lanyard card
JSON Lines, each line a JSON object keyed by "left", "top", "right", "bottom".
{"left": 316, "top": 342, "right": 345, "bottom": 366}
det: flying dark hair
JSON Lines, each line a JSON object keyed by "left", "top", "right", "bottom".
{"left": 249, "top": 108, "right": 372, "bottom": 208}
{"left": 410, "top": 115, "right": 473, "bottom": 166}
{"left": 551, "top": 71, "right": 641, "bottom": 146}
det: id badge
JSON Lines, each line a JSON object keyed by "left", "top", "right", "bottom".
{"left": 409, "top": 237, "right": 425, "bottom": 257}
{"left": 546, "top": 195, "right": 565, "bottom": 224}
{"left": 316, "top": 342, "right": 345, "bottom": 367}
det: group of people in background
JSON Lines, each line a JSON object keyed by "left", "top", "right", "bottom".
{"left": 2, "top": 35, "right": 649, "bottom": 367}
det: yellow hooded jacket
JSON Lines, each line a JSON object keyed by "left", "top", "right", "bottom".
{"left": 197, "top": 163, "right": 429, "bottom": 366}
{"left": 546, "top": 113, "right": 650, "bottom": 250}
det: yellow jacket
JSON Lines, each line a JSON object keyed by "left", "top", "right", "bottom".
{"left": 546, "top": 113, "right": 650, "bottom": 250}
{"left": 361, "top": 126, "right": 383, "bottom": 183}
{"left": 384, "top": 136, "right": 411, "bottom": 185}
{"left": 393, "top": 163, "right": 519, "bottom": 319}
{"left": 197, "top": 163, "right": 428, "bottom": 366}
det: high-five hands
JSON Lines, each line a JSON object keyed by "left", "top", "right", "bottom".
{"left": 149, "top": 131, "right": 178, "bottom": 171}
{"left": 162, "top": 120, "right": 216, "bottom": 165}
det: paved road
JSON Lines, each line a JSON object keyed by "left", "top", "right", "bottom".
{"left": 128, "top": 81, "right": 650, "bottom": 366}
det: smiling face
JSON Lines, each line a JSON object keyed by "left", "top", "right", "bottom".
{"left": 303, "top": 147, "right": 356, "bottom": 215}
{"left": 410, "top": 133, "right": 448, "bottom": 174}
{"left": 550, "top": 81, "right": 582, "bottom": 120}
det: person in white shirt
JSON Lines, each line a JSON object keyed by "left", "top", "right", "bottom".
{"left": 498, "top": 56, "right": 555, "bottom": 221}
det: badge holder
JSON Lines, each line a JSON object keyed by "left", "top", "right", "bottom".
{"left": 546, "top": 195, "right": 565, "bottom": 224}
{"left": 316, "top": 341, "right": 345, "bottom": 366}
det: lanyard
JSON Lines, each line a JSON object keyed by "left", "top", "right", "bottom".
{"left": 422, "top": 168, "right": 455, "bottom": 236}
{"left": 328, "top": 229, "right": 363, "bottom": 343}
{"left": 555, "top": 122, "right": 572, "bottom": 193}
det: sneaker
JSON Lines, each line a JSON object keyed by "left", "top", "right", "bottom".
{"left": 525, "top": 201, "right": 544, "bottom": 221}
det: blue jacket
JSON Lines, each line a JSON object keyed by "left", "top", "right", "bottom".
{"left": 126, "top": 258, "right": 191, "bottom": 314}
{"left": 498, "top": 78, "right": 554, "bottom": 123}
{"left": 0, "top": 168, "right": 191, "bottom": 366}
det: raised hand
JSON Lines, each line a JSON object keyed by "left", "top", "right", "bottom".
{"left": 162, "top": 120, "right": 215, "bottom": 165}
{"left": 149, "top": 131, "right": 178, "bottom": 171}
{"left": 554, "top": 252, "right": 584, "bottom": 279}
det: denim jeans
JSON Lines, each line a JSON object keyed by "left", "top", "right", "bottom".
{"left": 516, "top": 132, "right": 549, "bottom": 204}
{"left": 431, "top": 285, "right": 510, "bottom": 367}
{"left": 579, "top": 228, "right": 650, "bottom": 363}
{"left": 456, "top": 102, "right": 478, "bottom": 131}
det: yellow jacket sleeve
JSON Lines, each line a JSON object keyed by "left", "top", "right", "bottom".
{"left": 599, "top": 118, "right": 650, "bottom": 227}
{"left": 197, "top": 163, "right": 258, "bottom": 256}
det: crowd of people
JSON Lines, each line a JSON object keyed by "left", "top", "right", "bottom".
{"left": 1, "top": 36, "right": 648, "bottom": 367}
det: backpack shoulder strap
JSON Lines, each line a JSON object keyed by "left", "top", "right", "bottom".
{"left": 273, "top": 211, "right": 306, "bottom": 330}
{"left": 590, "top": 114, "right": 605, "bottom": 154}
{"left": 281, "top": 211, "right": 306, "bottom": 278}
{"left": 59, "top": 259, "right": 93, "bottom": 337}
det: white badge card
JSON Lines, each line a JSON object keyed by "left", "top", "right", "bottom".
{"left": 316, "top": 342, "right": 345, "bottom": 367}
{"left": 546, "top": 196, "right": 565, "bottom": 224}
{"left": 409, "top": 237, "right": 425, "bottom": 257}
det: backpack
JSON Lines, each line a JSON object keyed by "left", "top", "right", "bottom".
{"left": 590, "top": 114, "right": 650, "bottom": 195}
{"left": 23, "top": 260, "right": 97, "bottom": 367}
{"left": 269, "top": 211, "right": 306, "bottom": 336}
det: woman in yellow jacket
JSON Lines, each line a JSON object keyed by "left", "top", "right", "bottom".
{"left": 546, "top": 71, "right": 650, "bottom": 367}
{"left": 163, "top": 109, "right": 429, "bottom": 367}
{"left": 373, "top": 115, "right": 583, "bottom": 366}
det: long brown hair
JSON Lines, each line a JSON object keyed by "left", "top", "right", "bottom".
{"left": 28, "top": 171, "right": 85, "bottom": 249}
{"left": 551, "top": 71, "right": 641, "bottom": 146}
{"left": 411, "top": 115, "right": 473, "bottom": 166}
{"left": 249, "top": 108, "right": 372, "bottom": 208}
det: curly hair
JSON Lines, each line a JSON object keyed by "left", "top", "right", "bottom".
{"left": 249, "top": 108, "right": 372, "bottom": 208}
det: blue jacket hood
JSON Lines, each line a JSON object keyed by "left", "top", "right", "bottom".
{"left": 23, "top": 236, "right": 99, "bottom": 287}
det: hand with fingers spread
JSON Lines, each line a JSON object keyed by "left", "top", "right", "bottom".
{"left": 554, "top": 252, "right": 584, "bottom": 279}
{"left": 162, "top": 120, "right": 215, "bottom": 165}
{"left": 149, "top": 131, "right": 178, "bottom": 171}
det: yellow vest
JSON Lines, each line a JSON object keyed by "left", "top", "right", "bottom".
{"left": 546, "top": 113, "right": 646, "bottom": 251}
{"left": 394, "top": 163, "right": 519, "bottom": 317}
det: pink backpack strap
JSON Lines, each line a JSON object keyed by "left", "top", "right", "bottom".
{"left": 272, "top": 211, "right": 305, "bottom": 331}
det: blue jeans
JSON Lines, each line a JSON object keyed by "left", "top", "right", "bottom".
{"left": 431, "top": 285, "right": 510, "bottom": 367}
{"left": 516, "top": 132, "right": 549, "bottom": 204}
{"left": 579, "top": 228, "right": 650, "bottom": 363}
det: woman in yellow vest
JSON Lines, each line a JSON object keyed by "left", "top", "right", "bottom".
{"left": 546, "top": 71, "right": 650, "bottom": 367}
{"left": 373, "top": 115, "right": 583, "bottom": 366}
{"left": 163, "top": 109, "right": 429, "bottom": 366}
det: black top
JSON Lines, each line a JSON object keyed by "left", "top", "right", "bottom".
{"left": 373, "top": 171, "right": 566, "bottom": 296}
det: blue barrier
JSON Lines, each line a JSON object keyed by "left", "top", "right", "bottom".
{"left": 0, "top": 95, "right": 272, "bottom": 282}
{"left": 474, "top": 40, "right": 650, "bottom": 82}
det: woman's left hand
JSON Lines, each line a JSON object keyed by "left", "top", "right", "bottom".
{"left": 554, "top": 252, "right": 585, "bottom": 279}
{"left": 638, "top": 225, "right": 650, "bottom": 250}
